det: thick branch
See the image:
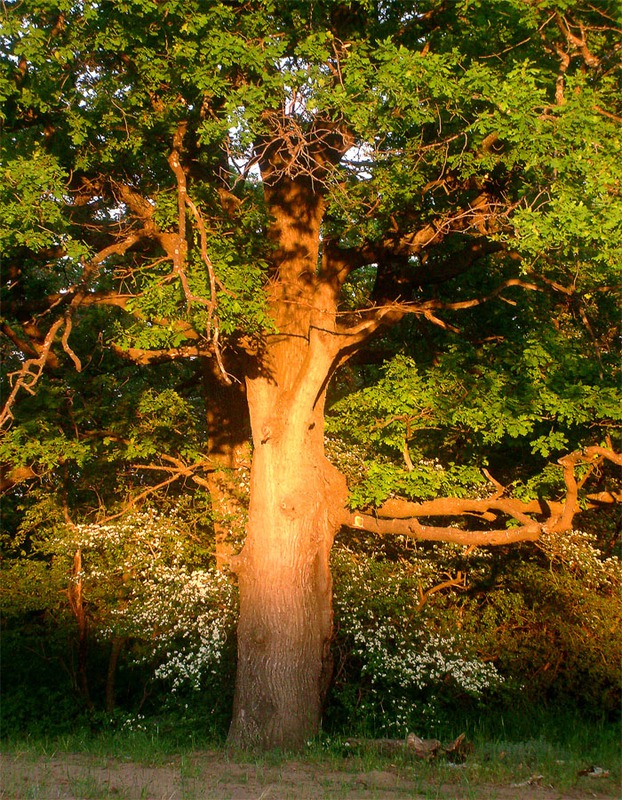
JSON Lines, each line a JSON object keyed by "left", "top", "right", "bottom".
{"left": 0, "top": 318, "right": 65, "bottom": 428}
{"left": 345, "top": 512, "right": 541, "bottom": 545}
{"left": 344, "top": 446, "right": 621, "bottom": 547}
{"left": 110, "top": 342, "right": 213, "bottom": 364}
{"left": 332, "top": 277, "right": 542, "bottom": 348}
{"left": 375, "top": 492, "right": 621, "bottom": 520}
{"left": 551, "top": 446, "right": 622, "bottom": 532}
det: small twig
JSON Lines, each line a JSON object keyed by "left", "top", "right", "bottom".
{"left": 417, "top": 572, "right": 466, "bottom": 610}
{"left": 61, "top": 315, "right": 82, "bottom": 372}
{"left": 482, "top": 468, "right": 506, "bottom": 499}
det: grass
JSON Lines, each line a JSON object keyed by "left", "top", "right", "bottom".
{"left": 1, "top": 708, "right": 620, "bottom": 799}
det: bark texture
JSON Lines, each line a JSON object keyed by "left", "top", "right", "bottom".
{"left": 228, "top": 424, "right": 347, "bottom": 749}
{"left": 228, "top": 171, "right": 349, "bottom": 749}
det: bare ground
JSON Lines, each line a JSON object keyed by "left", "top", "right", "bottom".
{"left": 1, "top": 751, "right": 620, "bottom": 800}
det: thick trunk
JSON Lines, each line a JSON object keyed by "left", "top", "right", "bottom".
{"left": 228, "top": 406, "right": 347, "bottom": 749}
{"left": 227, "top": 310, "right": 347, "bottom": 749}
{"left": 227, "top": 170, "right": 349, "bottom": 749}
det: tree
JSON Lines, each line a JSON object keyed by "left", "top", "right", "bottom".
{"left": 1, "top": 0, "right": 621, "bottom": 750}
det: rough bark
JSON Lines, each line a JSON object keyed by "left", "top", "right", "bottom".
{"left": 228, "top": 413, "right": 347, "bottom": 749}
{"left": 227, "top": 171, "right": 349, "bottom": 749}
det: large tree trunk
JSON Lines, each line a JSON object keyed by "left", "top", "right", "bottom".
{"left": 227, "top": 170, "right": 349, "bottom": 749}
{"left": 228, "top": 381, "right": 347, "bottom": 749}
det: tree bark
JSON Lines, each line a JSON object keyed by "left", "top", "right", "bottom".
{"left": 228, "top": 386, "right": 347, "bottom": 749}
{"left": 227, "top": 171, "right": 349, "bottom": 749}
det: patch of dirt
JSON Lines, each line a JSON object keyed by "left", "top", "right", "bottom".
{"left": 0, "top": 750, "right": 619, "bottom": 800}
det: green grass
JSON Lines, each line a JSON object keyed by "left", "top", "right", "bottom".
{"left": 1, "top": 707, "right": 620, "bottom": 799}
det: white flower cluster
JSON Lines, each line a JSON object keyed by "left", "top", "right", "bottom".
{"left": 417, "top": 457, "right": 445, "bottom": 472}
{"left": 324, "top": 436, "right": 368, "bottom": 481}
{"left": 57, "top": 507, "right": 238, "bottom": 691}
{"left": 121, "top": 713, "right": 147, "bottom": 732}
{"left": 353, "top": 622, "right": 502, "bottom": 696}
{"left": 539, "top": 529, "right": 621, "bottom": 590}
{"left": 332, "top": 545, "right": 503, "bottom": 734}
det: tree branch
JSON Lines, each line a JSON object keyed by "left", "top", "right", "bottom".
{"left": 0, "top": 318, "right": 65, "bottom": 428}
{"left": 166, "top": 122, "right": 232, "bottom": 384}
{"left": 343, "top": 446, "right": 621, "bottom": 547}
{"left": 550, "top": 446, "right": 622, "bottom": 532}
{"left": 110, "top": 342, "right": 213, "bottom": 364}
{"left": 0, "top": 322, "right": 41, "bottom": 360}
{"left": 345, "top": 511, "right": 541, "bottom": 545}
{"left": 332, "top": 277, "right": 542, "bottom": 347}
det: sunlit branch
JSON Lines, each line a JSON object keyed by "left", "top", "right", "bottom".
{"left": 345, "top": 511, "right": 541, "bottom": 546}
{"left": 551, "top": 446, "right": 622, "bottom": 533}
{"left": 332, "top": 277, "right": 542, "bottom": 345}
{"left": 417, "top": 573, "right": 466, "bottom": 610}
{"left": 103, "top": 473, "right": 189, "bottom": 524}
{"left": 60, "top": 315, "right": 82, "bottom": 372}
{"left": 0, "top": 318, "right": 65, "bottom": 428}
{"left": 168, "top": 123, "right": 232, "bottom": 385}
{"left": 76, "top": 432, "right": 217, "bottom": 518}
{"left": 345, "top": 446, "right": 621, "bottom": 547}
{"left": 110, "top": 342, "right": 212, "bottom": 364}
{"left": 593, "top": 104, "right": 622, "bottom": 124}
{"left": 0, "top": 222, "right": 157, "bottom": 424}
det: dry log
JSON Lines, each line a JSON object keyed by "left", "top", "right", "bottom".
{"left": 344, "top": 732, "right": 473, "bottom": 761}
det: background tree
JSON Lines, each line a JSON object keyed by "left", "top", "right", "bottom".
{"left": 1, "top": 0, "right": 620, "bottom": 750}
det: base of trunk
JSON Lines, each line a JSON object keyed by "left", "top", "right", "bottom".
{"left": 227, "top": 449, "right": 347, "bottom": 750}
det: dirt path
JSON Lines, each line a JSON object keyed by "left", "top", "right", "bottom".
{"left": 0, "top": 750, "right": 619, "bottom": 800}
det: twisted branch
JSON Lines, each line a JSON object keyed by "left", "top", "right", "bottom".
{"left": 167, "top": 123, "right": 232, "bottom": 384}
{"left": 0, "top": 318, "right": 64, "bottom": 428}
{"left": 344, "top": 446, "right": 621, "bottom": 547}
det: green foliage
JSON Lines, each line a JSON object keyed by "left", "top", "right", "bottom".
{"left": 2, "top": 503, "right": 237, "bottom": 690}
{"left": 329, "top": 542, "right": 504, "bottom": 736}
{"left": 3, "top": 0, "right": 619, "bottom": 499}
{"left": 328, "top": 522, "right": 621, "bottom": 737}
{"left": 328, "top": 322, "right": 620, "bottom": 507}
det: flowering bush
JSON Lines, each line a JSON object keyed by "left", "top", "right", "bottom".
{"left": 2, "top": 479, "right": 619, "bottom": 734}
{"left": 329, "top": 522, "right": 621, "bottom": 735}
{"left": 537, "top": 528, "right": 621, "bottom": 591}
{"left": 53, "top": 506, "right": 238, "bottom": 693}
{"left": 330, "top": 542, "right": 504, "bottom": 736}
